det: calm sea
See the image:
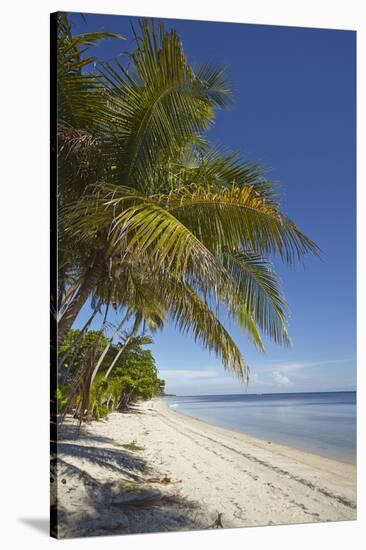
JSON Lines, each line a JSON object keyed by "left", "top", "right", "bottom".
{"left": 167, "top": 392, "right": 356, "bottom": 464}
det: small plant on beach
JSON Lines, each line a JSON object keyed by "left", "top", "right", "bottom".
{"left": 120, "top": 441, "right": 145, "bottom": 452}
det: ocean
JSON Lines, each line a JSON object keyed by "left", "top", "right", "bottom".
{"left": 167, "top": 391, "right": 356, "bottom": 464}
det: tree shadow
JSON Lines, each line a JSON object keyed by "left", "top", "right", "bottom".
{"left": 120, "top": 402, "right": 162, "bottom": 415}
{"left": 57, "top": 441, "right": 148, "bottom": 479}
{"left": 53, "top": 416, "right": 206, "bottom": 538}
{"left": 56, "top": 422, "right": 117, "bottom": 445}
{"left": 56, "top": 471, "right": 206, "bottom": 539}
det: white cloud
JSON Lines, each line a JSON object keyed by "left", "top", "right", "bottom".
{"left": 159, "top": 368, "right": 220, "bottom": 380}
{"left": 273, "top": 371, "right": 294, "bottom": 387}
{"left": 267, "top": 357, "right": 354, "bottom": 372}
{"left": 158, "top": 356, "right": 355, "bottom": 395}
{"left": 159, "top": 367, "right": 247, "bottom": 395}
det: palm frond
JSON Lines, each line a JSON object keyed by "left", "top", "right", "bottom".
{"left": 221, "top": 250, "right": 290, "bottom": 346}
{"left": 68, "top": 181, "right": 318, "bottom": 266}
{"left": 97, "top": 20, "right": 232, "bottom": 188}
{"left": 159, "top": 183, "right": 320, "bottom": 264}
{"left": 57, "top": 14, "right": 320, "bottom": 388}
{"left": 167, "top": 281, "right": 249, "bottom": 382}
{"left": 57, "top": 13, "right": 125, "bottom": 130}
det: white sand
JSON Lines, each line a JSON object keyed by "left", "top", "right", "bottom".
{"left": 53, "top": 398, "right": 356, "bottom": 538}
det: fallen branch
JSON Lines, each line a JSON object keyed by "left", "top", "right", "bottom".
{"left": 207, "top": 512, "right": 224, "bottom": 529}
{"left": 146, "top": 474, "right": 181, "bottom": 484}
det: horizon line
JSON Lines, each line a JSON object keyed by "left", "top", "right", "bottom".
{"left": 164, "top": 389, "right": 356, "bottom": 397}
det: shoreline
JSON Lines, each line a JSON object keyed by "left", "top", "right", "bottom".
{"left": 165, "top": 397, "right": 356, "bottom": 466}
{"left": 55, "top": 398, "right": 356, "bottom": 538}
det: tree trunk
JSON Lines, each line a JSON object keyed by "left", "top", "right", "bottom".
{"left": 57, "top": 281, "right": 80, "bottom": 321}
{"left": 119, "top": 388, "right": 135, "bottom": 410}
{"left": 103, "top": 321, "right": 139, "bottom": 381}
{"left": 58, "top": 302, "right": 102, "bottom": 387}
{"left": 57, "top": 258, "right": 104, "bottom": 344}
{"left": 104, "top": 314, "right": 141, "bottom": 380}
{"left": 89, "top": 309, "right": 130, "bottom": 386}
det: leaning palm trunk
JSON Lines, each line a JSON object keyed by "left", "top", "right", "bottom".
{"left": 57, "top": 281, "right": 81, "bottom": 322}
{"left": 58, "top": 302, "right": 102, "bottom": 386}
{"left": 57, "top": 258, "right": 104, "bottom": 343}
{"left": 59, "top": 345, "right": 96, "bottom": 424}
{"left": 104, "top": 321, "right": 140, "bottom": 380}
{"left": 58, "top": 310, "right": 109, "bottom": 423}
{"left": 89, "top": 309, "right": 130, "bottom": 385}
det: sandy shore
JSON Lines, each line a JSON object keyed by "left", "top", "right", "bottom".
{"left": 53, "top": 398, "right": 356, "bottom": 538}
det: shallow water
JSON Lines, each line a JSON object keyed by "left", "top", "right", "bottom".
{"left": 168, "top": 392, "right": 356, "bottom": 464}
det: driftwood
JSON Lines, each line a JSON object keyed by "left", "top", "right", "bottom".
{"left": 208, "top": 512, "right": 224, "bottom": 528}
{"left": 146, "top": 474, "right": 181, "bottom": 485}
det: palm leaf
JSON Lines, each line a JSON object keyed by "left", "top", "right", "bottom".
{"left": 221, "top": 250, "right": 290, "bottom": 346}
{"left": 97, "top": 20, "right": 232, "bottom": 188}
{"left": 167, "top": 281, "right": 249, "bottom": 382}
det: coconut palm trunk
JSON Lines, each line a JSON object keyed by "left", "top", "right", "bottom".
{"left": 58, "top": 302, "right": 102, "bottom": 386}
{"left": 59, "top": 302, "right": 100, "bottom": 366}
{"left": 57, "top": 281, "right": 81, "bottom": 321}
{"left": 57, "top": 258, "right": 104, "bottom": 343}
{"left": 89, "top": 309, "right": 131, "bottom": 385}
{"left": 104, "top": 319, "right": 140, "bottom": 380}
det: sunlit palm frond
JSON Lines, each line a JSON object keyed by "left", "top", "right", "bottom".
{"left": 63, "top": 185, "right": 226, "bottom": 287}
{"left": 68, "top": 181, "right": 318, "bottom": 267}
{"left": 159, "top": 183, "right": 319, "bottom": 264}
{"left": 175, "top": 146, "right": 270, "bottom": 191}
{"left": 221, "top": 250, "right": 290, "bottom": 346}
{"left": 57, "top": 12, "right": 125, "bottom": 131}
{"left": 167, "top": 281, "right": 249, "bottom": 382}
{"left": 62, "top": 180, "right": 316, "bottom": 349}
{"left": 97, "top": 20, "right": 232, "bottom": 188}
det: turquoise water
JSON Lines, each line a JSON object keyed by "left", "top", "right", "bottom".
{"left": 168, "top": 392, "right": 356, "bottom": 464}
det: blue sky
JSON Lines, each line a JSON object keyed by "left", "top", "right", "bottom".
{"left": 68, "top": 12, "right": 356, "bottom": 396}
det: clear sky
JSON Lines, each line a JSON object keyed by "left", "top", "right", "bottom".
{"left": 68, "top": 12, "right": 356, "bottom": 396}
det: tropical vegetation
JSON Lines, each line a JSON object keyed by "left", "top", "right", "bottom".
{"left": 58, "top": 330, "right": 164, "bottom": 420}
{"left": 55, "top": 13, "right": 318, "bottom": 422}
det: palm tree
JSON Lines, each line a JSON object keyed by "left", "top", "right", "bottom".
{"left": 57, "top": 18, "right": 234, "bottom": 338}
{"left": 57, "top": 16, "right": 319, "bottom": 387}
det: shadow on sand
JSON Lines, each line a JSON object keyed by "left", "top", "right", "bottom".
{"left": 52, "top": 421, "right": 205, "bottom": 538}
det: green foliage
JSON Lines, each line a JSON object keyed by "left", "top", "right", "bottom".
{"left": 120, "top": 441, "right": 145, "bottom": 452}
{"left": 58, "top": 329, "right": 165, "bottom": 419}
{"left": 56, "top": 386, "right": 68, "bottom": 412}
{"left": 56, "top": 13, "right": 319, "bottom": 403}
{"left": 59, "top": 329, "right": 109, "bottom": 382}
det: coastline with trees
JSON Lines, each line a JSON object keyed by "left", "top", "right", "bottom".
{"left": 54, "top": 11, "right": 317, "bottom": 424}
{"left": 51, "top": 12, "right": 355, "bottom": 539}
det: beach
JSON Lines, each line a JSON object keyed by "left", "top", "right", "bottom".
{"left": 54, "top": 398, "right": 357, "bottom": 538}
